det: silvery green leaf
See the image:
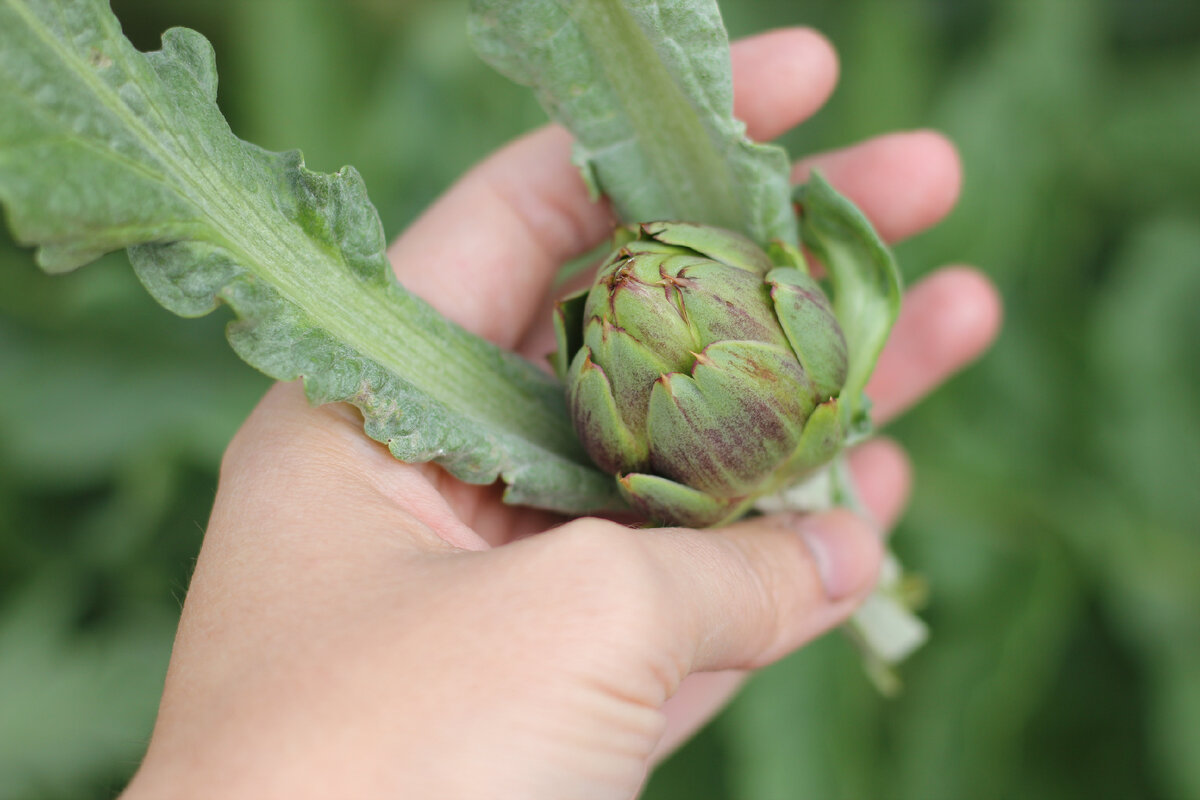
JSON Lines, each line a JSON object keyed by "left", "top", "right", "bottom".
{"left": 0, "top": 0, "right": 622, "bottom": 514}
{"left": 468, "top": 0, "right": 797, "bottom": 246}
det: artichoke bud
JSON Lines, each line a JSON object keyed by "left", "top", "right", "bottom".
{"left": 553, "top": 222, "right": 849, "bottom": 528}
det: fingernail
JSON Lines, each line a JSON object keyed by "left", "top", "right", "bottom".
{"left": 791, "top": 511, "right": 880, "bottom": 601}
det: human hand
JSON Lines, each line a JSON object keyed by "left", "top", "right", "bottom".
{"left": 122, "top": 29, "right": 1001, "bottom": 800}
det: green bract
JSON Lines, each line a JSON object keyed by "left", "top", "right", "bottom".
{"left": 553, "top": 222, "right": 848, "bottom": 528}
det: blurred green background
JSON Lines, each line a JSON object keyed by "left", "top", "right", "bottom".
{"left": 2, "top": 0, "right": 1198, "bottom": 797}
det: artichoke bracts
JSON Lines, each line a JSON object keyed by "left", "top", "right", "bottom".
{"left": 552, "top": 222, "right": 849, "bottom": 527}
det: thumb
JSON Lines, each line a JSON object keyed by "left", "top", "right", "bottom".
{"left": 657, "top": 509, "right": 883, "bottom": 673}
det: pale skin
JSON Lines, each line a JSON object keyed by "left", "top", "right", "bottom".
{"left": 122, "top": 29, "right": 1002, "bottom": 800}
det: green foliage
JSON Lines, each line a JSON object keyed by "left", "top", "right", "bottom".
{"left": 1, "top": 0, "right": 1198, "bottom": 797}
{"left": 0, "top": 0, "right": 619, "bottom": 516}
{"left": 469, "top": 0, "right": 797, "bottom": 245}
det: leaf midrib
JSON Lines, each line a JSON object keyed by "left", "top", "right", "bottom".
{"left": 574, "top": 0, "right": 745, "bottom": 230}
{"left": 10, "top": 0, "right": 575, "bottom": 454}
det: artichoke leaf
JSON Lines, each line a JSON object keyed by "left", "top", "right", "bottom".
{"left": 767, "top": 267, "right": 849, "bottom": 401}
{"left": 641, "top": 221, "right": 776, "bottom": 274}
{"left": 566, "top": 349, "right": 649, "bottom": 476}
{"left": 551, "top": 288, "right": 589, "bottom": 381}
{"left": 646, "top": 341, "right": 813, "bottom": 497}
{"left": 794, "top": 172, "right": 902, "bottom": 434}
{"left": 468, "top": 0, "right": 797, "bottom": 247}
{"left": 773, "top": 400, "right": 844, "bottom": 485}
{"left": 0, "top": 0, "right": 623, "bottom": 514}
{"left": 618, "top": 472, "right": 748, "bottom": 530}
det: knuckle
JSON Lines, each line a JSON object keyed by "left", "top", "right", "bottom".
{"left": 536, "top": 520, "right": 676, "bottom": 636}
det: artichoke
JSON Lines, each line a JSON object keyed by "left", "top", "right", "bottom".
{"left": 552, "top": 221, "right": 849, "bottom": 528}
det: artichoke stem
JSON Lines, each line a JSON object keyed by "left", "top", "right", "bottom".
{"left": 756, "top": 456, "right": 930, "bottom": 694}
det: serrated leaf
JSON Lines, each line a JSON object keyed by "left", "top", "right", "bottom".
{"left": 468, "top": 0, "right": 797, "bottom": 246}
{"left": 0, "top": 0, "right": 622, "bottom": 514}
{"left": 794, "top": 173, "right": 902, "bottom": 430}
